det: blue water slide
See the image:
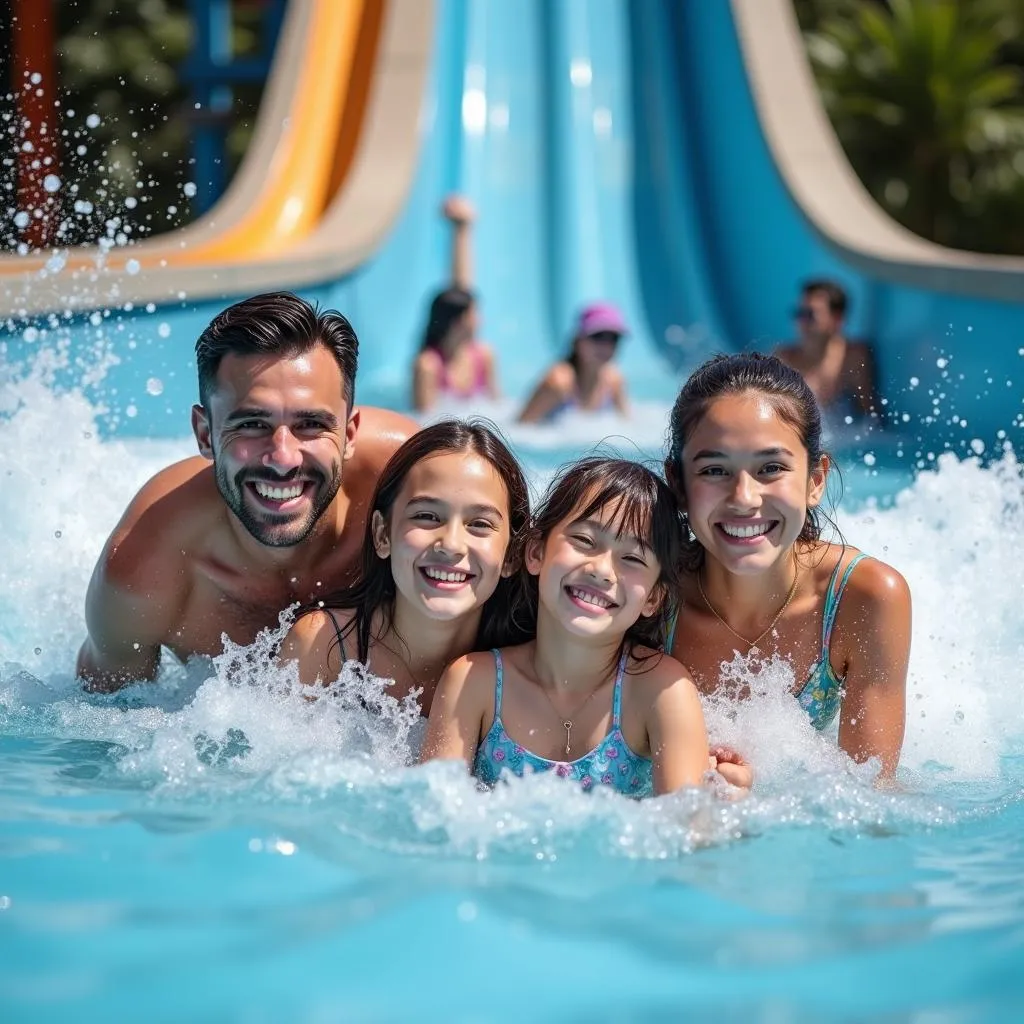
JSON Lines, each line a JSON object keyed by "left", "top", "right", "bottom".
{"left": 5, "top": 0, "right": 1024, "bottom": 450}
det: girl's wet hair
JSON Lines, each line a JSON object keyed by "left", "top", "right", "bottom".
{"left": 305, "top": 419, "right": 529, "bottom": 661}
{"left": 420, "top": 287, "right": 475, "bottom": 352}
{"left": 509, "top": 457, "right": 683, "bottom": 657}
{"left": 664, "top": 352, "right": 836, "bottom": 570}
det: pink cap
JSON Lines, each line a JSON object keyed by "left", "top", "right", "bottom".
{"left": 576, "top": 301, "right": 629, "bottom": 338}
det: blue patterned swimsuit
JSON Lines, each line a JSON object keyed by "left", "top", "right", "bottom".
{"left": 473, "top": 650, "right": 654, "bottom": 797}
{"left": 666, "top": 553, "right": 870, "bottom": 731}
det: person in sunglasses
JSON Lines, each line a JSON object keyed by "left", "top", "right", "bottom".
{"left": 517, "top": 302, "right": 629, "bottom": 423}
{"left": 774, "top": 279, "right": 877, "bottom": 419}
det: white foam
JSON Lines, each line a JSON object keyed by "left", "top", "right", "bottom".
{"left": 0, "top": 374, "right": 1022, "bottom": 857}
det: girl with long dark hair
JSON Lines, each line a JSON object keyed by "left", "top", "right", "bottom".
{"left": 279, "top": 420, "right": 529, "bottom": 716}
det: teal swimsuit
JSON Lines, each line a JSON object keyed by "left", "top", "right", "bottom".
{"left": 667, "top": 553, "right": 869, "bottom": 731}
{"left": 473, "top": 650, "right": 654, "bottom": 796}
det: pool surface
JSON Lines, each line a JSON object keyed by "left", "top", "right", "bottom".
{"left": 2, "top": 377, "right": 1023, "bottom": 1021}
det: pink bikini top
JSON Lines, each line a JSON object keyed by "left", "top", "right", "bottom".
{"left": 425, "top": 342, "right": 489, "bottom": 399}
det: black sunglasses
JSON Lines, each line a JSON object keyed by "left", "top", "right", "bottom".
{"left": 586, "top": 330, "right": 622, "bottom": 345}
{"left": 793, "top": 307, "right": 816, "bottom": 322}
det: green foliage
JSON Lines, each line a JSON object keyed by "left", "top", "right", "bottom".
{"left": 800, "top": 0, "right": 1024, "bottom": 254}
{"left": 1, "top": 0, "right": 265, "bottom": 250}
{"left": 54, "top": 0, "right": 196, "bottom": 245}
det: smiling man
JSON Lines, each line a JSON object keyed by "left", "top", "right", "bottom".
{"left": 77, "top": 292, "right": 417, "bottom": 691}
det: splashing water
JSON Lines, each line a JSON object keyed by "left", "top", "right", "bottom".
{"left": 2, "top": 376, "right": 1022, "bottom": 826}
{"left": 2, "top": 373, "right": 1024, "bottom": 1018}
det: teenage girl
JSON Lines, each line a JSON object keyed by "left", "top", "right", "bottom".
{"left": 280, "top": 420, "right": 529, "bottom": 716}
{"left": 412, "top": 196, "right": 498, "bottom": 412}
{"left": 664, "top": 353, "right": 911, "bottom": 780}
{"left": 422, "top": 458, "right": 709, "bottom": 796}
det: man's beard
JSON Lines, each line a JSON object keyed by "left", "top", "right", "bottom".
{"left": 215, "top": 460, "right": 343, "bottom": 548}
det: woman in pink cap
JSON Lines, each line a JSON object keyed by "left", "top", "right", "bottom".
{"left": 517, "top": 302, "right": 630, "bottom": 423}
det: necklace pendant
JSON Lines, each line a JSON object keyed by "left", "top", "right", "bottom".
{"left": 563, "top": 721, "right": 572, "bottom": 756}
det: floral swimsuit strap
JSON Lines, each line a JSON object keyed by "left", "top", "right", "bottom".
{"left": 473, "top": 650, "right": 653, "bottom": 798}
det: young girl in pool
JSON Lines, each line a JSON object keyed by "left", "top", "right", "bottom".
{"left": 421, "top": 458, "right": 709, "bottom": 796}
{"left": 279, "top": 420, "right": 529, "bottom": 716}
{"left": 664, "top": 353, "right": 911, "bottom": 780}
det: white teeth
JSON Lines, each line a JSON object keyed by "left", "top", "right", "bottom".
{"left": 569, "top": 586, "right": 612, "bottom": 609}
{"left": 721, "top": 522, "right": 773, "bottom": 539}
{"left": 423, "top": 567, "right": 470, "bottom": 583}
{"left": 254, "top": 481, "right": 305, "bottom": 501}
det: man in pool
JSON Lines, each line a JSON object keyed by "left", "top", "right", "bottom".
{"left": 774, "top": 278, "right": 877, "bottom": 417}
{"left": 76, "top": 291, "right": 418, "bottom": 692}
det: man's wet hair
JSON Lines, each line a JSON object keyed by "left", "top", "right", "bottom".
{"left": 195, "top": 291, "right": 359, "bottom": 407}
{"left": 801, "top": 278, "right": 848, "bottom": 318}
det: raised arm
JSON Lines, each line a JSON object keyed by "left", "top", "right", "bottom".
{"left": 645, "top": 658, "right": 710, "bottom": 794}
{"left": 441, "top": 195, "right": 475, "bottom": 290}
{"left": 420, "top": 654, "right": 490, "bottom": 768}
{"left": 836, "top": 560, "right": 911, "bottom": 782}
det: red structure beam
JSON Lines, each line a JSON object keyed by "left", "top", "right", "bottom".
{"left": 12, "top": 0, "right": 59, "bottom": 249}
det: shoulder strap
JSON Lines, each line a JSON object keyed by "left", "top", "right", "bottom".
{"left": 821, "top": 552, "right": 870, "bottom": 650}
{"left": 665, "top": 607, "right": 679, "bottom": 653}
{"left": 323, "top": 609, "right": 348, "bottom": 664}
{"left": 491, "top": 649, "right": 504, "bottom": 716}
{"left": 611, "top": 654, "right": 628, "bottom": 728}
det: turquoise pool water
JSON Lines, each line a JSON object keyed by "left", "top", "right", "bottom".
{"left": 2, "top": 376, "right": 1023, "bottom": 1022}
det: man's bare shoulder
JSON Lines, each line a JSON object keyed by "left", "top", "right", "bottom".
{"left": 349, "top": 406, "right": 418, "bottom": 479}
{"left": 101, "top": 456, "right": 222, "bottom": 589}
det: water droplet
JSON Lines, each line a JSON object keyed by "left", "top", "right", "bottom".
{"left": 157, "top": 322, "right": 171, "bottom": 338}
{"left": 42, "top": 173, "right": 61, "bottom": 193}
{"left": 863, "top": 453, "right": 876, "bottom": 467}
{"left": 970, "top": 439, "right": 985, "bottom": 455}
{"left": 33, "top": 648, "right": 41, "bottom": 656}
{"left": 12, "top": 211, "right": 29, "bottom": 229}
{"left": 145, "top": 377, "right": 164, "bottom": 396}
{"left": 183, "top": 182, "right": 197, "bottom": 198}
{"left": 954, "top": 710, "right": 965, "bottom": 723}
{"left": 54, "top": 530, "right": 62, "bottom": 538}
{"left": 85, "top": 113, "right": 100, "bottom": 128}
{"left": 126, "top": 404, "right": 138, "bottom": 418}
{"left": 125, "top": 258, "right": 140, "bottom": 276}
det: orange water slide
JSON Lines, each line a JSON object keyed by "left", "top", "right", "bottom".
{"left": 0, "top": 0, "right": 380, "bottom": 274}
{"left": 0, "top": 0, "right": 433, "bottom": 317}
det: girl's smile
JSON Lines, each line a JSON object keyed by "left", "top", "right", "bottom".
{"left": 376, "top": 451, "right": 511, "bottom": 620}
{"left": 529, "top": 499, "right": 662, "bottom": 637}
{"left": 682, "top": 393, "right": 826, "bottom": 573}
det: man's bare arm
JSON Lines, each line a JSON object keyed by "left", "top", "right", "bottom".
{"left": 76, "top": 466, "right": 198, "bottom": 692}
{"left": 77, "top": 566, "right": 172, "bottom": 691}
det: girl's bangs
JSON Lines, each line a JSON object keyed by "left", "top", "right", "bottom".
{"left": 572, "top": 477, "right": 657, "bottom": 552}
